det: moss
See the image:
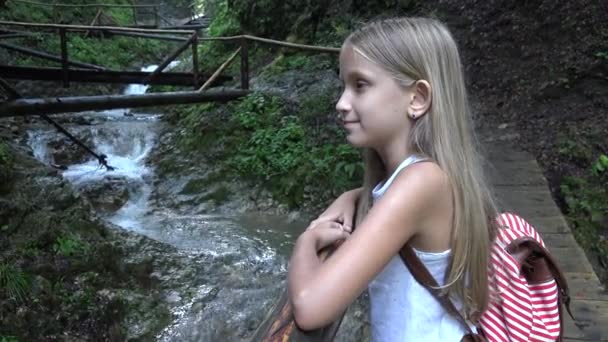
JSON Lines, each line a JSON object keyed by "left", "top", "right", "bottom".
{"left": 0, "top": 142, "right": 13, "bottom": 192}
{"left": 200, "top": 186, "right": 232, "bottom": 205}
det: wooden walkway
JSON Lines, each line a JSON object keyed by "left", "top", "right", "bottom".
{"left": 485, "top": 142, "right": 608, "bottom": 341}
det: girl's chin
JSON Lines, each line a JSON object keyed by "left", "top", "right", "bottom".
{"left": 345, "top": 134, "right": 370, "bottom": 148}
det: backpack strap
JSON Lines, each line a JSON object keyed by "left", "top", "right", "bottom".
{"left": 399, "top": 245, "right": 485, "bottom": 342}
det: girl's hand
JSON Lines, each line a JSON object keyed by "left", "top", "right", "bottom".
{"left": 305, "top": 220, "right": 351, "bottom": 252}
{"left": 309, "top": 188, "right": 361, "bottom": 232}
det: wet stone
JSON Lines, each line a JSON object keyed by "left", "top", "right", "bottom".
{"left": 78, "top": 177, "right": 131, "bottom": 212}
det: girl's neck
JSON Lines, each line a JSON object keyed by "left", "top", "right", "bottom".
{"left": 375, "top": 145, "right": 415, "bottom": 179}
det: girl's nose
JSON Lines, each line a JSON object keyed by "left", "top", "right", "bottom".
{"left": 336, "top": 92, "right": 351, "bottom": 115}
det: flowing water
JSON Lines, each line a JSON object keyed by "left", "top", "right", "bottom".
{"left": 26, "top": 66, "right": 365, "bottom": 341}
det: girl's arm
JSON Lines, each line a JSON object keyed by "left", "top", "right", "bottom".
{"left": 309, "top": 187, "right": 362, "bottom": 232}
{"left": 288, "top": 162, "right": 450, "bottom": 330}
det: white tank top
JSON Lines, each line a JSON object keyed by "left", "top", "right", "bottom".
{"left": 368, "top": 155, "right": 472, "bottom": 342}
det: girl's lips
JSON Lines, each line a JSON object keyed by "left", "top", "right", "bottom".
{"left": 342, "top": 120, "right": 360, "bottom": 125}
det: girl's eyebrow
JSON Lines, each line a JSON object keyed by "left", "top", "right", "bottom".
{"left": 342, "top": 69, "right": 374, "bottom": 81}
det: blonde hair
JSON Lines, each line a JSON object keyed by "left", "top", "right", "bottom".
{"left": 348, "top": 17, "right": 498, "bottom": 321}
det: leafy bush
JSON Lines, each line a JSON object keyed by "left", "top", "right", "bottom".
{"left": 173, "top": 92, "right": 362, "bottom": 207}
{"left": 560, "top": 154, "right": 608, "bottom": 275}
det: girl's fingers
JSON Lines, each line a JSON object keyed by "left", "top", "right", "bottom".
{"left": 307, "top": 218, "right": 344, "bottom": 231}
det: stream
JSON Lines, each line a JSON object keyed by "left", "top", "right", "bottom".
{"left": 25, "top": 65, "right": 366, "bottom": 341}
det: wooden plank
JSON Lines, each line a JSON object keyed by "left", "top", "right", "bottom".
{"left": 142, "top": 33, "right": 194, "bottom": 84}
{"left": 59, "top": 27, "right": 68, "bottom": 87}
{"left": 0, "top": 89, "right": 250, "bottom": 117}
{"left": 483, "top": 143, "right": 536, "bottom": 162}
{"left": 487, "top": 159, "right": 549, "bottom": 186}
{"left": 0, "top": 20, "right": 194, "bottom": 35}
{"left": 542, "top": 232, "right": 578, "bottom": 248}
{"left": 191, "top": 32, "right": 199, "bottom": 89}
{"left": 103, "top": 29, "right": 189, "bottom": 41}
{"left": 198, "top": 47, "right": 241, "bottom": 92}
{"left": 565, "top": 272, "right": 608, "bottom": 301}
{"left": 562, "top": 299, "right": 608, "bottom": 341}
{"left": 9, "top": 0, "right": 158, "bottom": 9}
{"left": 199, "top": 35, "right": 341, "bottom": 54}
{"left": 550, "top": 246, "right": 595, "bottom": 273}
{"left": 0, "top": 65, "right": 231, "bottom": 86}
{"left": 0, "top": 42, "right": 106, "bottom": 70}
{"left": 240, "top": 37, "right": 249, "bottom": 90}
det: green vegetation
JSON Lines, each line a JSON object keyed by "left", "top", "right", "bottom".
{"left": 53, "top": 233, "right": 90, "bottom": 258}
{"left": 594, "top": 51, "right": 608, "bottom": 60}
{"left": 0, "top": 263, "right": 30, "bottom": 302}
{"left": 0, "top": 336, "right": 18, "bottom": 342}
{"left": 1, "top": 1, "right": 172, "bottom": 70}
{"left": 0, "top": 142, "right": 13, "bottom": 191}
{"left": 171, "top": 92, "right": 362, "bottom": 208}
{"left": 0, "top": 142, "right": 11, "bottom": 167}
{"left": 558, "top": 128, "right": 608, "bottom": 280}
{"left": 260, "top": 53, "right": 335, "bottom": 78}
{"left": 2, "top": 0, "right": 134, "bottom": 25}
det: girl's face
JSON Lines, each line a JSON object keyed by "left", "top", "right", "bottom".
{"left": 336, "top": 44, "right": 414, "bottom": 150}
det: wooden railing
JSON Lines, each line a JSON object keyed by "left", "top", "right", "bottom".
{"left": 0, "top": 20, "right": 198, "bottom": 88}
{"left": 0, "top": 20, "right": 341, "bottom": 116}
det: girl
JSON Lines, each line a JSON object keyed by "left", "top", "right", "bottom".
{"left": 287, "top": 17, "right": 497, "bottom": 341}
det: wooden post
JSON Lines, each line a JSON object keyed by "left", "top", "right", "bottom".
{"left": 59, "top": 28, "right": 69, "bottom": 87}
{"left": 142, "top": 33, "right": 195, "bottom": 85}
{"left": 198, "top": 47, "right": 241, "bottom": 92}
{"left": 240, "top": 37, "right": 249, "bottom": 90}
{"left": 85, "top": 8, "right": 103, "bottom": 38}
{"left": 154, "top": 5, "right": 159, "bottom": 28}
{"left": 191, "top": 32, "right": 199, "bottom": 89}
{"left": 132, "top": 6, "right": 138, "bottom": 26}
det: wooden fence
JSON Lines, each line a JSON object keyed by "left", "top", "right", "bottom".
{"left": 0, "top": 21, "right": 340, "bottom": 116}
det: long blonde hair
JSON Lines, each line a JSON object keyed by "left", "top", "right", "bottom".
{"left": 349, "top": 17, "right": 497, "bottom": 321}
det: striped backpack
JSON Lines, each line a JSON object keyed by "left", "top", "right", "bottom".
{"left": 480, "top": 212, "right": 573, "bottom": 341}
{"left": 401, "top": 212, "right": 573, "bottom": 342}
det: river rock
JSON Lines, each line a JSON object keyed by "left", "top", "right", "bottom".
{"left": 78, "top": 177, "right": 130, "bottom": 212}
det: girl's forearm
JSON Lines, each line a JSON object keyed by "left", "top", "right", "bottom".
{"left": 288, "top": 232, "right": 321, "bottom": 301}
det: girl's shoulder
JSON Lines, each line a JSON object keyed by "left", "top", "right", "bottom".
{"left": 389, "top": 160, "right": 450, "bottom": 195}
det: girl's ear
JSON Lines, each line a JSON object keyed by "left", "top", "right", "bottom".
{"left": 408, "top": 80, "right": 432, "bottom": 119}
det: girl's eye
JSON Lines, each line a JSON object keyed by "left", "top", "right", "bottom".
{"left": 356, "top": 80, "right": 368, "bottom": 89}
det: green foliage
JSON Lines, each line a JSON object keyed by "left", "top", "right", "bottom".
{"left": 53, "top": 233, "right": 89, "bottom": 257}
{"left": 176, "top": 92, "right": 362, "bottom": 207}
{"left": 22, "top": 35, "right": 168, "bottom": 70}
{"left": 557, "top": 129, "right": 593, "bottom": 164}
{"left": 592, "top": 154, "right": 608, "bottom": 175}
{"left": 261, "top": 53, "right": 334, "bottom": 78}
{"left": 1, "top": 0, "right": 134, "bottom": 25}
{"left": 594, "top": 51, "right": 608, "bottom": 60}
{"left": 0, "top": 142, "right": 12, "bottom": 167}
{"left": 207, "top": 0, "right": 241, "bottom": 37}
{"left": 0, "top": 336, "right": 18, "bottom": 342}
{"left": 196, "top": 0, "right": 242, "bottom": 74}
{"left": 2, "top": 1, "right": 169, "bottom": 70}
{"left": 0, "top": 263, "right": 30, "bottom": 302}
{"left": 561, "top": 154, "right": 608, "bottom": 273}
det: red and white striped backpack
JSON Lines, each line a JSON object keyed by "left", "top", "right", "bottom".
{"left": 479, "top": 212, "right": 573, "bottom": 341}
{"left": 401, "top": 212, "right": 574, "bottom": 342}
